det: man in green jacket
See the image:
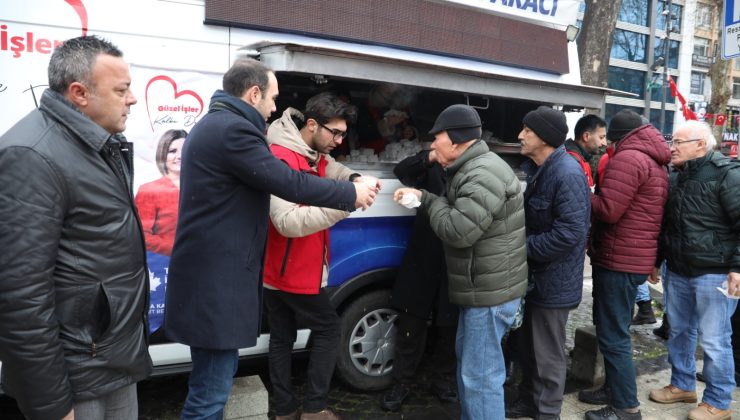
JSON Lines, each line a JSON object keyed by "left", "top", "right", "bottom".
{"left": 393, "top": 104, "right": 528, "bottom": 420}
{"left": 648, "top": 120, "right": 740, "bottom": 420}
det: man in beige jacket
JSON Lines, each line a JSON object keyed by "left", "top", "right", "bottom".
{"left": 262, "top": 92, "right": 377, "bottom": 420}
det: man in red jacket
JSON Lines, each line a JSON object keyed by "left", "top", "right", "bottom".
{"left": 579, "top": 110, "right": 671, "bottom": 420}
{"left": 263, "top": 92, "right": 375, "bottom": 420}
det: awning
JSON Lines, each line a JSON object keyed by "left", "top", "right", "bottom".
{"left": 244, "top": 42, "right": 613, "bottom": 110}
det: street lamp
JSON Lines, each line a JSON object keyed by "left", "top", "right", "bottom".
{"left": 659, "top": 0, "right": 674, "bottom": 134}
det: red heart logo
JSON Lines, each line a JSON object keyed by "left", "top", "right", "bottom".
{"left": 145, "top": 75, "right": 205, "bottom": 131}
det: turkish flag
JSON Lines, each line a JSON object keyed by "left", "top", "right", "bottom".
{"left": 715, "top": 114, "right": 727, "bottom": 126}
{"left": 668, "top": 77, "right": 697, "bottom": 120}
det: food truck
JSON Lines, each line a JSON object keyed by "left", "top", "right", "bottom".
{"left": 0, "top": 0, "right": 607, "bottom": 391}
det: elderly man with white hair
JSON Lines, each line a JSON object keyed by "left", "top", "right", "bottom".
{"left": 648, "top": 120, "right": 740, "bottom": 420}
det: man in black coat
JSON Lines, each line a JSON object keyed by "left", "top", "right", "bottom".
{"left": 381, "top": 149, "right": 458, "bottom": 412}
{"left": 164, "top": 58, "right": 376, "bottom": 419}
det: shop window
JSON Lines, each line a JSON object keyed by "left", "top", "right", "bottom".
{"left": 608, "top": 67, "right": 645, "bottom": 99}
{"left": 733, "top": 78, "right": 740, "bottom": 100}
{"left": 657, "top": 1, "right": 683, "bottom": 34}
{"left": 654, "top": 39, "right": 680, "bottom": 69}
{"left": 619, "top": 0, "right": 649, "bottom": 26}
{"left": 611, "top": 30, "right": 647, "bottom": 63}
{"left": 690, "top": 72, "right": 705, "bottom": 95}
{"left": 695, "top": 3, "right": 713, "bottom": 30}
{"left": 693, "top": 37, "right": 710, "bottom": 57}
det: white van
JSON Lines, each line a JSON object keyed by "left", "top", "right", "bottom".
{"left": 0, "top": 0, "right": 606, "bottom": 392}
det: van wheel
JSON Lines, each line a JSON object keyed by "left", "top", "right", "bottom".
{"left": 336, "top": 290, "right": 398, "bottom": 391}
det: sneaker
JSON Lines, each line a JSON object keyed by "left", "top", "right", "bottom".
{"left": 380, "top": 383, "right": 409, "bottom": 412}
{"left": 648, "top": 384, "right": 697, "bottom": 404}
{"left": 687, "top": 402, "right": 732, "bottom": 420}
{"left": 300, "top": 408, "right": 341, "bottom": 420}
{"left": 584, "top": 405, "right": 641, "bottom": 420}
{"left": 578, "top": 385, "right": 611, "bottom": 405}
{"left": 276, "top": 411, "right": 300, "bottom": 420}
{"left": 430, "top": 382, "right": 458, "bottom": 403}
{"left": 505, "top": 398, "right": 537, "bottom": 418}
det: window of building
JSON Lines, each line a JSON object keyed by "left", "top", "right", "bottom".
{"left": 650, "top": 76, "right": 677, "bottom": 104}
{"left": 649, "top": 108, "right": 675, "bottom": 134}
{"left": 657, "top": 1, "right": 683, "bottom": 33}
{"left": 619, "top": 0, "right": 649, "bottom": 26}
{"left": 654, "top": 39, "right": 680, "bottom": 69}
{"left": 611, "top": 30, "right": 648, "bottom": 63}
{"left": 579, "top": 0, "right": 585, "bottom": 14}
{"left": 690, "top": 72, "right": 705, "bottom": 95}
{"left": 695, "top": 3, "right": 713, "bottom": 30}
{"left": 608, "top": 67, "right": 645, "bottom": 99}
{"left": 693, "top": 37, "right": 710, "bottom": 57}
{"left": 735, "top": 59, "right": 740, "bottom": 71}
{"left": 733, "top": 78, "right": 740, "bottom": 100}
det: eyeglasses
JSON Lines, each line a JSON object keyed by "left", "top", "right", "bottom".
{"left": 318, "top": 122, "right": 347, "bottom": 140}
{"left": 666, "top": 138, "right": 701, "bottom": 147}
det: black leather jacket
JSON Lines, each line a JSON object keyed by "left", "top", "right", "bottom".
{"left": 0, "top": 90, "right": 152, "bottom": 420}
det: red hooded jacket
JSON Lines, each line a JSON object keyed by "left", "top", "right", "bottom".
{"left": 589, "top": 124, "right": 670, "bottom": 274}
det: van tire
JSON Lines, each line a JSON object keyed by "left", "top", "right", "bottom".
{"left": 335, "top": 289, "right": 398, "bottom": 391}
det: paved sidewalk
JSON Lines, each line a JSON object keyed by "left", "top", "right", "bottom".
{"left": 560, "top": 361, "right": 740, "bottom": 419}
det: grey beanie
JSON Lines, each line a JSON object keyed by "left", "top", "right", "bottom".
{"left": 607, "top": 109, "right": 645, "bottom": 141}
{"left": 429, "top": 104, "right": 482, "bottom": 144}
{"left": 522, "top": 106, "right": 568, "bottom": 147}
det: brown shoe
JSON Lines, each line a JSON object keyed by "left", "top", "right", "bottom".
{"left": 688, "top": 402, "right": 732, "bottom": 420}
{"left": 300, "top": 408, "right": 341, "bottom": 420}
{"left": 276, "top": 411, "right": 299, "bottom": 420}
{"left": 648, "top": 384, "right": 697, "bottom": 404}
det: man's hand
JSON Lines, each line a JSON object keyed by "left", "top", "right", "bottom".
{"left": 354, "top": 182, "right": 377, "bottom": 210}
{"left": 648, "top": 267, "right": 661, "bottom": 284}
{"left": 393, "top": 187, "right": 421, "bottom": 202}
{"left": 727, "top": 272, "right": 740, "bottom": 297}
{"left": 354, "top": 176, "right": 381, "bottom": 192}
{"left": 62, "top": 409, "right": 74, "bottom": 420}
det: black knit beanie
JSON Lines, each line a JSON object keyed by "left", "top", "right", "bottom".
{"left": 429, "top": 104, "right": 482, "bottom": 144}
{"left": 522, "top": 106, "right": 568, "bottom": 147}
{"left": 607, "top": 109, "right": 645, "bottom": 141}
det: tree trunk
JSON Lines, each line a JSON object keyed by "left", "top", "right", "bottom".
{"left": 707, "top": 0, "right": 732, "bottom": 142}
{"left": 578, "top": 0, "right": 624, "bottom": 88}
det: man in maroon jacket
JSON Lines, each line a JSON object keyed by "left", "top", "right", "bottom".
{"left": 578, "top": 110, "right": 671, "bottom": 420}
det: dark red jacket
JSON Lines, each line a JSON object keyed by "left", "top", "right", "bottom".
{"left": 589, "top": 124, "right": 670, "bottom": 274}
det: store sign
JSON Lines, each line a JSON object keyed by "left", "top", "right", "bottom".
{"left": 441, "top": 0, "right": 580, "bottom": 27}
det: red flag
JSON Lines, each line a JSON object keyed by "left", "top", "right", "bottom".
{"left": 715, "top": 114, "right": 727, "bottom": 126}
{"left": 668, "top": 77, "right": 698, "bottom": 120}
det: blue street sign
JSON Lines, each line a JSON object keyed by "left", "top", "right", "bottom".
{"left": 724, "top": 0, "right": 740, "bottom": 59}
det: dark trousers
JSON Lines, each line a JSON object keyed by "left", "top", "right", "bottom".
{"left": 392, "top": 311, "right": 456, "bottom": 385}
{"left": 264, "top": 288, "right": 340, "bottom": 415}
{"left": 517, "top": 303, "right": 570, "bottom": 419}
{"left": 592, "top": 265, "right": 644, "bottom": 409}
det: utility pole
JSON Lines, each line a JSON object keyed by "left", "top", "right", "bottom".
{"left": 659, "top": 0, "right": 673, "bottom": 134}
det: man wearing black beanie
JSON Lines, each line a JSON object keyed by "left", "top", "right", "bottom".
{"left": 506, "top": 106, "right": 591, "bottom": 420}
{"left": 393, "top": 104, "right": 528, "bottom": 420}
{"left": 578, "top": 109, "right": 670, "bottom": 420}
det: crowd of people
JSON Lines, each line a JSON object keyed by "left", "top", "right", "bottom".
{"left": 0, "top": 35, "right": 738, "bottom": 420}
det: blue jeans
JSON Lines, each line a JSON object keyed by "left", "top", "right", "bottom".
{"left": 635, "top": 282, "right": 650, "bottom": 302}
{"left": 666, "top": 270, "right": 738, "bottom": 410}
{"left": 181, "top": 347, "right": 239, "bottom": 420}
{"left": 592, "top": 265, "right": 644, "bottom": 409}
{"left": 456, "top": 298, "right": 520, "bottom": 420}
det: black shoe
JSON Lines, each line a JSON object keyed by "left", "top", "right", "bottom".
{"left": 380, "top": 383, "right": 409, "bottom": 412}
{"left": 584, "top": 405, "right": 641, "bottom": 420}
{"left": 653, "top": 313, "right": 670, "bottom": 339}
{"left": 505, "top": 398, "right": 537, "bottom": 419}
{"left": 631, "top": 300, "right": 656, "bottom": 325}
{"left": 578, "top": 385, "right": 611, "bottom": 405}
{"left": 430, "top": 382, "right": 458, "bottom": 403}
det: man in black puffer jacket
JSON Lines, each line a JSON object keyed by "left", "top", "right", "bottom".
{"left": 648, "top": 120, "right": 740, "bottom": 420}
{"left": 0, "top": 36, "right": 151, "bottom": 420}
